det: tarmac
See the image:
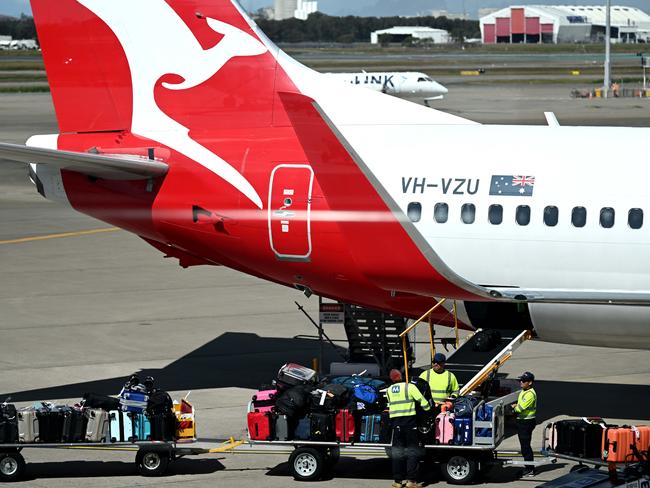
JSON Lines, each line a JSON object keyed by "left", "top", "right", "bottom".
{"left": 1, "top": 84, "right": 649, "bottom": 487}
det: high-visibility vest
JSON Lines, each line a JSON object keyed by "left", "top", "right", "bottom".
{"left": 420, "top": 369, "right": 459, "bottom": 403}
{"left": 514, "top": 388, "right": 537, "bottom": 420}
{"left": 386, "top": 382, "right": 430, "bottom": 419}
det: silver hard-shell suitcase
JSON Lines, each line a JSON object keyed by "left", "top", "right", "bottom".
{"left": 276, "top": 415, "right": 291, "bottom": 441}
{"left": 85, "top": 409, "right": 110, "bottom": 442}
{"left": 18, "top": 408, "right": 39, "bottom": 443}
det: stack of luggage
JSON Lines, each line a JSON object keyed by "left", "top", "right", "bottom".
{"left": 0, "top": 375, "right": 194, "bottom": 445}
{"left": 247, "top": 363, "right": 391, "bottom": 443}
{"left": 548, "top": 418, "right": 650, "bottom": 463}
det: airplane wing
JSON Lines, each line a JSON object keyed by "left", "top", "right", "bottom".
{"left": 0, "top": 142, "right": 168, "bottom": 180}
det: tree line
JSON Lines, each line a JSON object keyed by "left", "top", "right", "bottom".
{"left": 0, "top": 14, "right": 37, "bottom": 40}
{"left": 0, "top": 12, "right": 479, "bottom": 44}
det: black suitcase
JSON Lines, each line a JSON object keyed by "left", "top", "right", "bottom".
{"left": 149, "top": 412, "right": 176, "bottom": 441}
{"left": 311, "top": 384, "right": 349, "bottom": 412}
{"left": 82, "top": 393, "right": 121, "bottom": 411}
{"left": 36, "top": 407, "right": 65, "bottom": 443}
{"left": 569, "top": 421, "right": 604, "bottom": 458}
{"left": 310, "top": 412, "right": 335, "bottom": 441}
{"left": 276, "top": 363, "right": 317, "bottom": 389}
{"left": 62, "top": 409, "right": 89, "bottom": 442}
{"left": 0, "top": 404, "right": 19, "bottom": 443}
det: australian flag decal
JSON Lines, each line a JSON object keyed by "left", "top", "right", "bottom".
{"left": 489, "top": 175, "right": 535, "bottom": 196}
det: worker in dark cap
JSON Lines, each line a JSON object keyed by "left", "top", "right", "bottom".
{"left": 386, "top": 369, "right": 430, "bottom": 488}
{"left": 511, "top": 371, "right": 537, "bottom": 477}
{"left": 419, "top": 352, "right": 459, "bottom": 406}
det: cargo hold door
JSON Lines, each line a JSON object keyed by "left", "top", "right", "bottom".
{"left": 268, "top": 164, "right": 314, "bottom": 261}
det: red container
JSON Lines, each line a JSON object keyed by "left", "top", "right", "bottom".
{"left": 335, "top": 409, "right": 356, "bottom": 442}
{"left": 634, "top": 426, "right": 650, "bottom": 457}
{"left": 247, "top": 412, "right": 273, "bottom": 441}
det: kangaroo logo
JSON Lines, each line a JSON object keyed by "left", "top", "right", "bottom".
{"left": 77, "top": 0, "right": 267, "bottom": 209}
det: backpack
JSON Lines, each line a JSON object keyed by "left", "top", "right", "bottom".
{"left": 147, "top": 390, "right": 173, "bottom": 415}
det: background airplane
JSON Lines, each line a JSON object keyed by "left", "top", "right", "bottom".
{"left": 0, "top": 0, "right": 648, "bottom": 351}
{"left": 324, "top": 71, "right": 448, "bottom": 105}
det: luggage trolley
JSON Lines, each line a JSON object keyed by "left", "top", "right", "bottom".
{"left": 0, "top": 438, "right": 243, "bottom": 481}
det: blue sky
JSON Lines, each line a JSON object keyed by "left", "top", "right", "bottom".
{"left": 1, "top": 0, "right": 32, "bottom": 17}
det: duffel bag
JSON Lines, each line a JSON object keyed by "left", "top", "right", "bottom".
{"left": 82, "top": 393, "right": 121, "bottom": 411}
{"left": 275, "top": 385, "right": 313, "bottom": 418}
{"left": 147, "top": 390, "right": 173, "bottom": 415}
{"left": 311, "top": 384, "right": 349, "bottom": 411}
{"left": 472, "top": 330, "right": 501, "bottom": 352}
{"left": 453, "top": 396, "right": 480, "bottom": 418}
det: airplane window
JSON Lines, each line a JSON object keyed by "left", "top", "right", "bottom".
{"left": 407, "top": 202, "right": 422, "bottom": 222}
{"left": 544, "top": 206, "right": 559, "bottom": 226}
{"left": 434, "top": 203, "right": 448, "bottom": 223}
{"left": 600, "top": 207, "right": 615, "bottom": 228}
{"left": 629, "top": 208, "right": 643, "bottom": 229}
{"left": 461, "top": 203, "right": 475, "bottom": 224}
{"left": 516, "top": 205, "right": 531, "bottom": 226}
{"left": 572, "top": 207, "right": 587, "bottom": 227}
{"left": 488, "top": 204, "right": 503, "bottom": 225}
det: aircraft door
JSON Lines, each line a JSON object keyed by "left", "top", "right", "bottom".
{"left": 268, "top": 164, "right": 314, "bottom": 261}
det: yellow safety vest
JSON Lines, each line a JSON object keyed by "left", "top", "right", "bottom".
{"left": 420, "top": 369, "right": 460, "bottom": 403}
{"left": 514, "top": 388, "right": 537, "bottom": 420}
{"left": 386, "top": 382, "right": 430, "bottom": 419}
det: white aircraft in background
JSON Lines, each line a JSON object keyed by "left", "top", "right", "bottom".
{"left": 324, "top": 71, "right": 448, "bottom": 106}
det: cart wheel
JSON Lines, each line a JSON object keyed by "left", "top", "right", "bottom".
{"left": 0, "top": 452, "right": 26, "bottom": 482}
{"left": 441, "top": 455, "right": 478, "bottom": 485}
{"left": 289, "top": 447, "right": 325, "bottom": 481}
{"left": 136, "top": 450, "right": 170, "bottom": 477}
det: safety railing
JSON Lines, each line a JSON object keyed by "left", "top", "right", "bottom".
{"left": 398, "top": 298, "right": 459, "bottom": 382}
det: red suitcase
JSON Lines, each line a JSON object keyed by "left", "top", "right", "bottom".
{"left": 335, "top": 409, "right": 356, "bottom": 442}
{"left": 602, "top": 427, "right": 635, "bottom": 462}
{"left": 247, "top": 412, "right": 273, "bottom": 441}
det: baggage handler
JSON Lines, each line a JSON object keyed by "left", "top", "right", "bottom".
{"left": 387, "top": 369, "right": 431, "bottom": 488}
{"left": 511, "top": 371, "right": 537, "bottom": 477}
{"left": 419, "top": 353, "right": 459, "bottom": 405}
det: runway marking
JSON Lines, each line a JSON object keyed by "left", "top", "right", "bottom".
{"left": 0, "top": 227, "right": 120, "bottom": 245}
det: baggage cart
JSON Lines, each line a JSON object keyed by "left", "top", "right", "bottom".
{"left": 0, "top": 437, "right": 243, "bottom": 481}
{"left": 244, "top": 399, "right": 509, "bottom": 484}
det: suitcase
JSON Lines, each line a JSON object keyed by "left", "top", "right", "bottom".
{"left": 359, "top": 414, "right": 382, "bottom": 443}
{"left": 82, "top": 393, "right": 121, "bottom": 411}
{"left": 18, "top": 409, "right": 39, "bottom": 443}
{"left": 149, "top": 412, "right": 176, "bottom": 441}
{"left": 453, "top": 417, "right": 472, "bottom": 445}
{"left": 36, "top": 407, "right": 65, "bottom": 443}
{"left": 603, "top": 427, "right": 636, "bottom": 462}
{"left": 310, "top": 412, "right": 335, "bottom": 441}
{"left": 119, "top": 389, "right": 149, "bottom": 414}
{"left": 132, "top": 412, "right": 151, "bottom": 441}
{"left": 293, "top": 417, "right": 311, "bottom": 440}
{"left": 275, "top": 415, "right": 291, "bottom": 441}
{"left": 62, "top": 408, "right": 88, "bottom": 442}
{"left": 335, "top": 409, "right": 356, "bottom": 442}
{"left": 555, "top": 419, "right": 579, "bottom": 455}
{"left": 109, "top": 410, "right": 135, "bottom": 442}
{"left": 0, "top": 404, "right": 18, "bottom": 444}
{"left": 634, "top": 426, "right": 650, "bottom": 456}
{"left": 475, "top": 404, "right": 493, "bottom": 439}
{"left": 85, "top": 409, "right": 109, "bottom": 442}
{"left": 556, "top": 419, "right": 604, "bottom": 458}
{"left": 435, "top": 411, "right": 455, "bottom": 445}
{"left": 252, "top": 389, "right": 278, "bottom": 413}
{"left": 312, "top": 385, "right": 349, "bottom": 412}
{"left": 276, "top": 363, "right": 316, "bottom": 389}
{"left": 247, "top": 411, "right": 273, "bottom": 441}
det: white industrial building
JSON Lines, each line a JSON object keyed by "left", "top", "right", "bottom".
{"left": 274, "top": 0, "right": 318, "bottom": 20}
{"left": 480, "top": 5, "right": 650, "bottom": 44}
{"left": 370, "top": 26, "right": 451, "bottom": 44}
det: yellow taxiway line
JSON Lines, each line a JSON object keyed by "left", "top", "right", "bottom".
{"left": 0, "top": 227, "right": 119, "bottom": 245}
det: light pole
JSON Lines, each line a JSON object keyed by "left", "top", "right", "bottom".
{"left": 603, "top": 0, "right": 611, "bottom": 98}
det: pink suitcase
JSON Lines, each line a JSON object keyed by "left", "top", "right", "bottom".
{"left": 252, "top": 389, "right": 277, "bottom": 413}
{"left": 435, "top": 412, "right": 455, "bottom": 444}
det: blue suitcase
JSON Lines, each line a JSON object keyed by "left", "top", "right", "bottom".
{"left": 293, "top": 417, "right": 311, "bottom": 440}
{"left": 359, "top": 414, "right": 382, "bottom": 443}
{"left": 453, "top": 417, "right": 472, "bottom": 445}
{"left": 132, "top": 412, "right": 151, "bottom": 441}
{"left": 119, "top": 389, "right": 148, "bottom": 414}
{"left": 109, "top": 410, "right": 135, "bottom": 442}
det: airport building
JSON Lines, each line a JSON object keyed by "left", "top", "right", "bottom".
{"left": 480, "top": 5, "right": 650, "bottom": 44}
{"left": 370, "top": 26, "right": 452, "bottom": 44}
{"left": 273, "top": 0, "right": 318, "bottom": 20}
